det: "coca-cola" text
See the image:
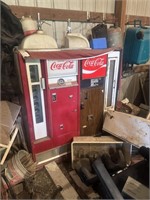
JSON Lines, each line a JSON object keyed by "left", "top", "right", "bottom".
{"left": 50, "top": 61, "right": 75, "bottom": 70}
{"left": 84, "top": 57, "right": 105, "bottom": 67}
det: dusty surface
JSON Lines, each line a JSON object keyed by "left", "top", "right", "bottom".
{"left": 7, "top": 159, "right": 78, "bottom": 199}
{"left": 8, "top": 167, "right": 63, "bottom": 199}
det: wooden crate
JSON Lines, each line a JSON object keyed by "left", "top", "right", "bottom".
{"left": 71, "top": 136, "right": 131, "bottom": 169}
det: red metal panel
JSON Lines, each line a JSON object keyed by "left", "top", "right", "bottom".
{"left": 26, "top": 48, "right": 114, "bottom": 60}
{"left": 50, "top": 86, "right": 79, "bottom": 146}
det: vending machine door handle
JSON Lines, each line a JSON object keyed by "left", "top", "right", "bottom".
{"left": 41, "top": 78, "right": 46, "bottom": 89}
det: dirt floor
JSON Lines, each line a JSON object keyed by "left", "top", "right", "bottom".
{"left": 5, "top": 159, "right": 79, "bottom": 199}
{"left": 1, "top": 153, "right": 148, "bottom": 200}
{"left": 17, "top": 167, "right": 63, "bottom": 199}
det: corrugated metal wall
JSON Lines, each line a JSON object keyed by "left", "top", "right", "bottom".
{"left": 126, "top": 0, "right": 150, "bottom": 16}
{"left": 2, "top": 0, "right": 150, "bottom": 47}
{"left": 3, "top": 0, "right": 150, "bottom": 15}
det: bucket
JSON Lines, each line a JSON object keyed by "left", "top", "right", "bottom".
{"left": 20, "top": 16, "right": 37, "bottom": 36}
{"left": 5, "top": 150, "right": 35, "bottom": 186}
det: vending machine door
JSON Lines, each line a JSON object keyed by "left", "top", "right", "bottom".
{"left": 80, "top": 86, "right": 104, "bottom": 136}
{"left": 50, "top": 86, "right": 79, "bottom": 146}
{"left": 46, "top": 59, "right": 80, "bottom": 146}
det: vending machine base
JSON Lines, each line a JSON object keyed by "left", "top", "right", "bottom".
{"left": 36, "top": 143, "right": 70, "bottom": 165}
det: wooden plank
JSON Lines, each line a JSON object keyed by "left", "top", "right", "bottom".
{"left": 103, "top": 110, "right": 150, "bottom": 148}
{"left": 8, "top": 5, "right": 150, "bottom": 26}
{"left": 122, "top": 176, "right": 150, "bottom": 199}
{"left": 126, "top": 15, "right": 150, "bottom": 26}
{"left": 139, "top": 72, "right": 149, "bottom": 105}
{"left": 146, "top": 113, "right": 150, "bottom": 120}
{"left": 45, "top": 161, "right": 80, "bottom": 199}
{"left": 133, "top": 65, "right": 149, "bottom": 73}
{"left": 115, "top": 0, "right": 127, "bottom": 32}
{"left": 0, "top": 127, "right": 19, "bottom": 165}
{"left": 139, "top": 103, "right": 149, "bottom": 111}
{"left": 0, "top": 144, "right": 8, "bottom": 148}
{"left": 9, "top": 5, "right": 115, "bottom": 23}
{"left": 72, "top": 135, "right": 122, "bottom": 143}
{"left": 69, "top": 170, "right": 100, "bottom": 199}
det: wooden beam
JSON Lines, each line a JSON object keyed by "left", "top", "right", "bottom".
{"left": 9, "top": 5, "right": 150, "bottom": 26}
{"left": 69, "top": 170, "right": 100, "bottom": 199}
{"left": 115, "top": 0, "right": 127, "bottom": 32}
{"left": 45, "top": 161, "right": 80, "bottom": 199}
{"left": 0, "top": 127, "right": 18, "bottom": 165}
{"left": 125, "top": 15, "right": 150, "bottom": 26}
{"left": 9, "top": 5, "right": 115, "bottom": 23}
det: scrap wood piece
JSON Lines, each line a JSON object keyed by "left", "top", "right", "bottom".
{"left": 139, "top": 103, "right": 149, "bottom": 111}
{"left": 146, "top": 113, "right": 150, "bottom": 120}
{"left": 45, "top": 161, "right": 80, "bottom": 199}
{"left": 138, "top": 103, "right": 150, "bottom": 119}
{"left": 0, "top": 127, "right": 19, "bottom": 165}
{"left": 69, "top": 170, "right": 100, "bottom": 199}
{"left": 103, "top": 110, "right": 150, "bottom": 148}
{"left": 139, "top": 72, "right": 149, "bottom": 105}
{"left": 133, "top": 64, "right": 149, "bottom": 73}
{"left": 122, "top": 176, "right": 150, "bottom": 199}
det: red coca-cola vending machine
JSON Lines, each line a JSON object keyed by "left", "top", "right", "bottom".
{"left": 14, "top": 48, "right": 121, "bottom": 164}
{"left": 15, "top": 50, "right": 81, "bottom": 164}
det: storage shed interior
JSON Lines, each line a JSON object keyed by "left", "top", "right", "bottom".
{"left": 0, "top": 0, "right": 150, "bottom": 199}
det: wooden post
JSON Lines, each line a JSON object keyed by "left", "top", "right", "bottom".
{"left": 115, "top": 0, "right": 127, "bottom": 33}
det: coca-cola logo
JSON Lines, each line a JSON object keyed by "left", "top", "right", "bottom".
{"left": 82, "top": 54, "right": 108, "bottom": 79}
{"left": 84, "top": 57, "right": 105, "bottom": 67}
{"left": 50, "top": 60, "right": 74, "bottom": 70}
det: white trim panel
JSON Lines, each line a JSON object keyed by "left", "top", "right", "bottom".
{"left": 26, "top": 59, "right": 47, "bottom": 140}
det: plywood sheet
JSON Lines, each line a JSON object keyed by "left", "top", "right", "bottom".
{"left": 103, "top": 110, "right": 150, "bottom": 147}
{"left": 118, "top": 73, "right": 141, "bottom": 104}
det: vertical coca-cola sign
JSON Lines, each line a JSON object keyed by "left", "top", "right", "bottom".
{"left": 82, "top": 54, "right": 108, "bottom": 79}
